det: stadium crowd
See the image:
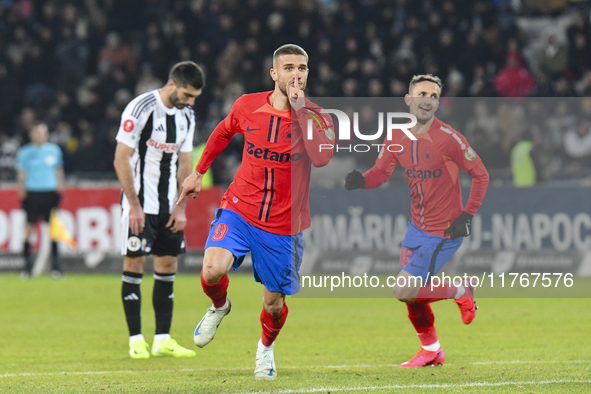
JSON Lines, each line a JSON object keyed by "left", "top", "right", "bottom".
{"left": 1, "top": 0, "right": 590, "bottom": 184}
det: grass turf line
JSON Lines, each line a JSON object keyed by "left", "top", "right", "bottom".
{"left": 0, "top": 273, "right": 589, "bottom": 393}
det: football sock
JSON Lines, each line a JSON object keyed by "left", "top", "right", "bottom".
{"left": 122, "top": 271, "right": 143, "bottom": 336}
{"left": 50, "top": 241, "right": 60, "bottom": 271}
{"left": 154, "top": 333, "right": 170, "bottom": 343}
{"left": 407, "top": 302, "right": 439, "bottom": 348}
{"left": 129, "top": 334, "right": 145, "bottom": 344}
{"left": 258, "top": 338, "right": 274, "bottom": 351}
{"left": 201, "top": 271, "right": 229, "bottom": 308}
{"left": 23, "top": 241, "right": 32, "bottom": 272}
{"left": 260, "top": 303, "right": 288, "bottom": 347}
{"left": 153, "top": 272, "right": 175, "bottom": 335}
{"left": 422, "top": 340, "right": 441, "bottom": 352}
{"left": 416, "top": 280, "right": 461, "bottom": 303}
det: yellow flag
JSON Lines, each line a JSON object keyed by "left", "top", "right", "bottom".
{"left": 50, "top": 210, "right": 77, "bottom": 249}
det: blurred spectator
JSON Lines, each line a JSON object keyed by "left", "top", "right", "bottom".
{"left": 568, "top": 33, "right": 591, "bottom": 79}
{"left": 537, "top": 29, "right": 568, "bottom": 78}
{"left": 465, "top": 100, "right": 508, "bottom": 168}
{"left": 574, "top": 70, "right": 591, "bottom": 96}
{"left": 135, "top": 65, "right": 163, "bottom": 96}
{"left": 71, "top": 130, "right": 102, "bottom": 173}
{"left": 0, "top": 0, "right": 589, "bottom": 185}
{"left": 0, "top": 133, "right": 20, "bottom": 181}
{"left": 494, "top": 48, "right": 535, "bottom": 97}
{"left": 98, "top": 32, "right": 135, "bottom": 76}
{"left": 511, "top": 131, "right": 545, "bottom": 186}
{"left": 563, "top": 117, "right": 591, "bottom": 170}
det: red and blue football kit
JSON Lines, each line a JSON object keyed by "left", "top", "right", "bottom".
{"left": 197, "top": 91, "right": 334, "bottom": 236}
{"left": 362, "top": 117, "right": 489, "bottom": 364}
{"left": 363, "top": 117, "right": 489, "bottom": 280}
{"left": 363, "top": 117, "right": 489, "bottom": 237}
{"left": 196, "top": 91, "right": 334, "bottom": 294}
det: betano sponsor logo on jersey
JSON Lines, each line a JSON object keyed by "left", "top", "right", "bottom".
{"left": 405, "top": 167, "right": 443, "bottom": 179}
{"left": 147, "top": 139, "right": 180, "bottom": 153}
{"left": 246, "top": 142, "right": 302, "bottom": 162}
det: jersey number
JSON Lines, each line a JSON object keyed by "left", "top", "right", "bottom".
{"left": 212, "top": 223, "right": 228, "bottom": 241}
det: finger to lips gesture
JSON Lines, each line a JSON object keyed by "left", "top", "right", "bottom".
{"left": 287, "top": 74, "right": 305, "bottom": 110}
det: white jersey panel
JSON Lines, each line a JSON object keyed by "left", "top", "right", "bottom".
{"left": 117, "top": 90, "right": 196, "bottom": 215}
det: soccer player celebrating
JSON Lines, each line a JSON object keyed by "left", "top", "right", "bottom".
{"left": 177, "top": 44, "right": 334, "bottom": 380}
{"left": 345, "top": 75, "right": 489, "bottom": 367}
{"left": 114, "top": 61, "right": 204, "bottom": 359}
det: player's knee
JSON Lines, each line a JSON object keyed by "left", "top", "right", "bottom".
{"left": 263, "top": 301, "right": 284, "bottom": 316}
{"left": 154, "top": 256, "right": 177, "bottom": 273}
{"left": 201, "top": 260, "right": 226, "bottom": 283}
{"left": 124, "top": 256, "right": 146, "bottom": 273}
{"left": 393, "top": 285, "right": 416, "bottom": 303}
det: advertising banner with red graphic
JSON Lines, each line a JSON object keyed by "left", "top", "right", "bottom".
{"left": 0, "top": 186, "right": 222, "bottom": 254}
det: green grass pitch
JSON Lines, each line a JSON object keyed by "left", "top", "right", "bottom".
{"left": 1, "top": 273, "right": 590, "bottom": 393}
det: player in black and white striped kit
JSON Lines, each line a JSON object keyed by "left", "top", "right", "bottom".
{"left": 114, "top": 61, "right": 204, "bottom": 359}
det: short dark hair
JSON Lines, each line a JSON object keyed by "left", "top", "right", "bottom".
{"left": 30, "top": 120, "right": 47, "bottom": 130}
{"left": 169, "top": 61, "right": 205, "bottom": 90}
{"left": 273, "top": 44, "right": 309, "bottom": 63}
{"left": 409, "top": 74, "right": 443, "bottom": 95}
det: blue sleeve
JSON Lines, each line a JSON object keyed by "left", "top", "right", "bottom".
{"left": 15, "top": 147, "right": 26, "bottom": 171}
{"left": 54, "top": 145, "right": 64, "bottom": 167}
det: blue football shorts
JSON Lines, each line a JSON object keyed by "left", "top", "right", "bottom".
{"left": 399, "top": 221, "right": 463, "bottom": 283}
{"left": 205, "top": 208, "right": 304, "bottom": 295}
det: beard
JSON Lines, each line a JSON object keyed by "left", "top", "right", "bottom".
{"left": 170, "top": 91, "right": 185, "bottom": 109}
{"left": 279, "top": 82, "right": 288, "bottom": 97}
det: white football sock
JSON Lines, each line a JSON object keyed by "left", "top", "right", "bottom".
{"left": 454, "top": 284, "right": 465, "bottom": 299}
{"left": 258, "top": 338, "right": 274, "bottom": 351}
{"left": 129, "top": 334, "right": 145, "bottom": 344}
{"left": 215, "top": 298, "right": 229, "bottom": 310}
{"left": 421, "top": 340, "right": 441, "bottom": 352}
{"left": 154, "top": 333, "right": 170, "bottom": 343}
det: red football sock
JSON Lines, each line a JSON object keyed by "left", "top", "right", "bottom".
{"left": 416, "top": 280, "right": 460, "bottom": 303}
{"left": 407, "top": 302, "right": 438, "bottom": 347}
{"left": 260, "top": 303, "right": 288, "bottom": 347}
{"left": 200, "top": 271, "right": 229, "bottom": 308}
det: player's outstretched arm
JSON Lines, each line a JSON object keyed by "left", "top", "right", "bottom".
{"left": 344, "top": 170, "right": 366, "bottom": 190}
{"left": 176, "top": 170, "right": 204, "bottom": 205}
{"left": 191, "top": 98, "right": 242, "bottom": 186}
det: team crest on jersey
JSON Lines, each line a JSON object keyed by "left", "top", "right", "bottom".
{"left": 123, "top": 119, "right": 134, "bottom": 133}
{"left": 422, "top": 147, "right": 435, "bottom": 164}
{"left": 177, "top": 116, "right": 188, "bottom": 133}
{"left": 465, "top": 146, "right": 476, "bottom": 161}
{"left": 325, "top": 127, "right": 335, "bottom": 140}
{"left": 281, "top": 125, "right": 292, "bottom": 143}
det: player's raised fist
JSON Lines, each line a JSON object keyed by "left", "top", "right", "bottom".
{"left": 345, "top": 170, "right": 366, "bottom": 190}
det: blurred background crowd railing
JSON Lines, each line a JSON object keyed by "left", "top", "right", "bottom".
{"left": 0, "top": 0, "right": 590, "bottom": 186}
